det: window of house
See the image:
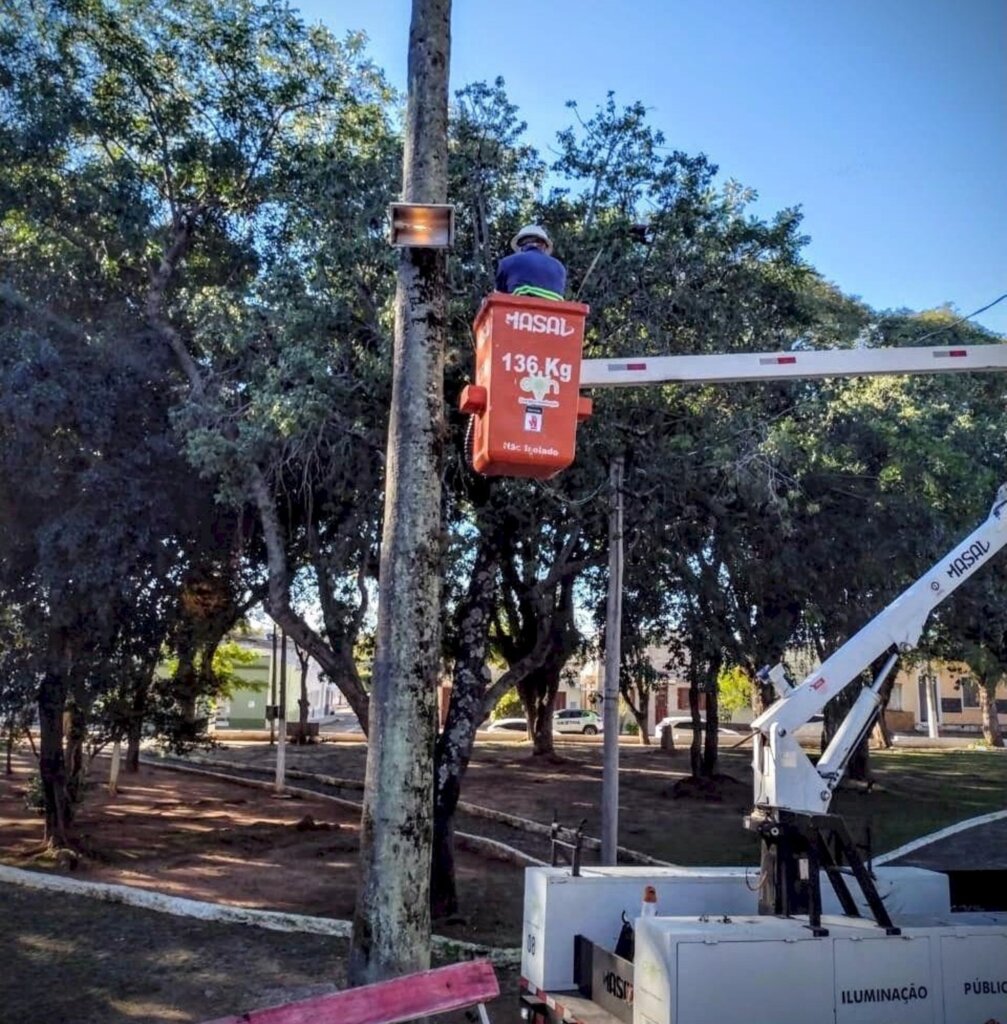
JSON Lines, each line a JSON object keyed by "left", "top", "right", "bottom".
{"left": 888, "top": 683, "right": 903, "bottom": 711}
{"left": 676, "top": 690, "right": 707, "bottom": 711}
{"left": 940, "top": 697, "right": 963, "bottom": 715}
{"left": 958, "top": 677, "right": 980, "bottom": 709}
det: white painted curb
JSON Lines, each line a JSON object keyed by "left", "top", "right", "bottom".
{"left": 145, "top": 756, "right": 545, "bottom": 867}
{"left": 0, "top": 864, "right": 520, "bottom": 967}
{"left": 874, "top": 808, "right": 1007, "bottom": 865}
{"left": 153, "top": 753, "right": 669, "bottom": 867}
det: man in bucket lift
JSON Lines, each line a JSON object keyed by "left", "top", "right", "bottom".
{"left": 495, "top": 224, "right": 567, "bottom": 301}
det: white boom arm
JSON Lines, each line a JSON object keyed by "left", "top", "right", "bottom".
{"left": 750, "top": 483, "right": 1007, "bottom": 816}
{"left": 580, "top": 342, "right": 1007, "bottom": 388}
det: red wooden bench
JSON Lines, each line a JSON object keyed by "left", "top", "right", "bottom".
{"left": 199, "top": 959, "right": 500, "bottom": 1024}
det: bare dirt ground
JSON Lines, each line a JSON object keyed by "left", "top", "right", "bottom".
{"left": 1, "top": 739, "right": 1004, "bottom": 1024}
{"left": 0, "top": 750, "right": 526, "bottom": 946}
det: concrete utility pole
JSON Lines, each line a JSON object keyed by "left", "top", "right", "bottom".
{"left": 269, "top": 626, "right": 277, "bottom": 745}
{"left": 601, "top": 456, "right": 624, "bottom": 865}
{"left": 275, "top": 629, "right": 287, "bottom": 793}
{"left": 350, "top": 0, "right": 451, "bottom": 986}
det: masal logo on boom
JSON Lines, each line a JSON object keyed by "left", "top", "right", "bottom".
{"left": 946, "top": 539, "right": 992, "bottom": 580}
{"left": 505, "top": 310, "right": 575, "bottom": 337}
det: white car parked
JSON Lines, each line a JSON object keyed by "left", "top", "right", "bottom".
{"left": 653, "top": 716, "right": 744, "bottom": 741}
{"left": 554, "top": 708, "right": 602, "bottom": 735}
{"left": 486, "top": 717, "right": 528, "bottom": 733}
{"left": 653, "top": 714, "right": 825, "bottom": 746}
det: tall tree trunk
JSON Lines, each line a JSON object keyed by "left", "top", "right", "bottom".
{"left": 516, "top": 578, "right": 579, "bottom": 758}
{"left": 37, "top": 671, "right": 71, "bottom": 848}
{"left": 701, "top": 653, "right": 723, "bottom": 777}
{"left": 350, "top": 0, "right": 451, "bottom": 986}
{"left": 431, "top": 541, "right": 497, "bottom": 919}
{"left": 124, "top": 679, "right": 148, "bottom": 773}
{"left": 618, "top": 672, "right": 651, "bottom": 747}
{"left": 687, "top": 677, "right": 703, "bottom": 779}
{"left": 522, "top": 672, "right": 559, "bottom": 756}
{"left": 631, "top": 694, "right": 651, "bottom": 746}
{"left": 64, "top": 697, "right": 88, "bottom": 807}
{"left": 108, "top": 738, "right": 122, "bottom": 795}
{"left": 979, "top": 674, "right": 1004, "bottom": 748}
{"left": 24, "top": 723, "right": 38, "bottom": 760}
{"left": 125, "top": 717, "right": 143, "bottom": 772}
{"left": 295, "top": 644, "right": 310, "bottom": 740}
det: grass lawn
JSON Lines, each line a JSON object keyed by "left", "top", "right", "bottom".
{"left": 834, "top": 748, "right": 1007, "bottom": 855}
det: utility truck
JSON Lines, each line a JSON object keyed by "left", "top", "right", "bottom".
{"left": 520, "top": 484, "right": 1007, "bottom": 1024}
{"left": 457, "top": 297, "right": 1007, "bottom": 1024}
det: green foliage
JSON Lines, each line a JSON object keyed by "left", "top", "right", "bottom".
{"left": 212, "top": 640, "right": 264, "bottom": 696}
{"left": 163, "top": 638, "right": 264, "bottom": 693}
{"left": 2, "top": 0, "right": 1004, "bottom": 822}
{"left": 22, "top": 773, "right": 46, "bottom": 816}
{"left": 718, "top": 665, "right": 753, "bottom": 718}
{"left": 491, "top": 689, "right": 523, "bottom": 720}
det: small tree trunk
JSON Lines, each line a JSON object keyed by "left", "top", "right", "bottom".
{"left": 688, "top": 681, "right": 702, "bottom": 779}
{"left": 64, "top": 699, "right": 88, "bottom": 806}
{"left": 521, "top": 672, "right": 559, "bottom": 756}
{"left": 660, "top": 723, "right": 675, "bottom": 753}
{"left": 701, "top": 656, "right": 722, "bottom": 777}
{"left": 294, "top": 644, "right": 311, "bottom": 742}
{"left": 635, "top": 709, "right": 651, "bottom": 745}
{"left": 626, "top": 688, "right": 650, "bottom": 746}
{"left": 529, "top": 700, "right": 557, "bottom": 755}
{"left": 125, "top": 718, "right": 142, "bottom": 772}
{"left": 38, "top": 671, "right": 71, "bottom": 848}
{"left": 108, "top": 738, "right": 122, "bottom": 795}
{"left": 5, "top": 718, "right": 14, "bottom": 775}
{"left": 979, "top": 678, "right": 1004, "bottom": 748}
{"left": 872, "top": 719, "right": 892, "bottom": 749}
{"left": 23, "top": 722, "right": 38, "bottom": 760}
{"left": 430, "top": 810, "right": 457, "bottom": 919}
{"left": 430, "top": 541, "right": 497, "bottom": 919}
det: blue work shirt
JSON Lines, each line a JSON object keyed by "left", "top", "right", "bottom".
{"left": 495, "top": 247, "right": 567, "bottom": 301}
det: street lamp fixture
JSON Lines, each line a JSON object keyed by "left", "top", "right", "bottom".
{"left": 388, "top": 202, "right": 455, "bottom": 249}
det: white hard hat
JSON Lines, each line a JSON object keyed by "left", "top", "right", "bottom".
{"left": 511, "top": 224, "right": 553, "bottom": 254}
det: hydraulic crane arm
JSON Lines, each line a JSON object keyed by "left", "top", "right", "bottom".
{"left": 580, "top": 343, "right": 1007, "bottom": 388}
{"left": 752, "top": 483, "right": 1007, "bottom": 816}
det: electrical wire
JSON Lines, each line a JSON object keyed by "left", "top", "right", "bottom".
{"left": 909, "top": 292, "right": 1007, "bottom": 345}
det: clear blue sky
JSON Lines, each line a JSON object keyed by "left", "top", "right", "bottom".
{"left": 298, "top": 0, "right": 1006, "bottom": 335}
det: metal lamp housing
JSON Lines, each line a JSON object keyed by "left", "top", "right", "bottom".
{"left": 388, "top": 202, "right": 455, "bottom": 248}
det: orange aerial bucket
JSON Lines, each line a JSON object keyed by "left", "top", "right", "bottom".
{"left": 459, "top": 293, "right": 592, "bottom": 479}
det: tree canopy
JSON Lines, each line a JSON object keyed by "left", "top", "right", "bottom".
{"left": 1, "top": 0, "right": 1004, "bottom": 905}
